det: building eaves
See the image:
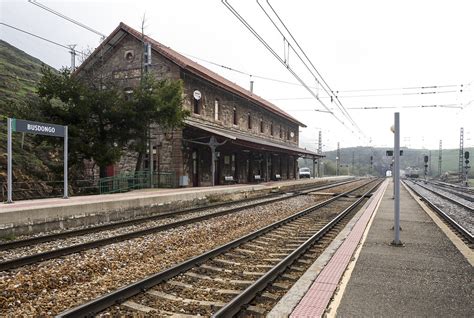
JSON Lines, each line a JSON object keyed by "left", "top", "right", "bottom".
{"left": 76, "top": 22, "right": 307, "bottom": 128}
{"left": 185, "top": 119, "right": 321, "bottom": 157}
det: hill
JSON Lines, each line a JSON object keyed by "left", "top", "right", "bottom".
{"left": 0, "top": 39, "right": 45, "bottom": 104}
{"left": 0, "top": 40, "right": 62, "bottom": 201}
{"left": 300, "top": 146, "right": 473, "bottom": 178}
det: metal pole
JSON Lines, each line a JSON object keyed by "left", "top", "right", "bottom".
{"left": 63, "top": 126, "right": 68, "bottom": 199}
{"left": 149, "top": 128, "right": 154, "bottom": 188}
{"left": 393, "top": 112, "right": 402, "bottom": 245}
{"left": 7, "top": 118, "right": 13, "bottom": 203}
{"left": 211, "top": 146, "right": 216, "bottom": 186}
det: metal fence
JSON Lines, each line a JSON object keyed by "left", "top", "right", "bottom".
{"left": 98, "top": 171, "right": 176, "bottom": 194}
{"left": 1, "top": 179, "right": 98, "bottom": 202}
{"left": 1, "top": 171, "right": 177, "bottom": 201}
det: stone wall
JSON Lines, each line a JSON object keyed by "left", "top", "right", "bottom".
{"left": 76, "top": 32, "right": 302, "bottom": 186}
{"left": 181, "top": 72, "right": 300, "bottom": 147}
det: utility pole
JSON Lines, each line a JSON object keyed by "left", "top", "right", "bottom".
{"left": 459, "top": 127, "right": 464, "bottom": 183}
{"left": 438, "top": 140, "right": 442, "bottom": 177}
{"left": 68, "top": 44, "right": 77, "bottom": 70}
{"left": 336, "top": 142, "right": 340, "bottom": 176}
{"left": 352, "top": 151, "right": 355, "bottom": 176}
{"left": 317, "top": 130, "right": 322, "bottom": 177}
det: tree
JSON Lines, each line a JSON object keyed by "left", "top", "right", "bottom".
{"left": 128, "top": 74, "right": 189, "bottom": 171}
{"left": 36, "top": 67, "right": 131, "bottom": 178}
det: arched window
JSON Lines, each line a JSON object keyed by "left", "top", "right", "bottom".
{"left": 193, "top": 98, "right": 200, "bottom": 114}
{"left": 270, "top": 122, "right": 274, "bottom": 136}
{"left": 214, "top": 99, "right": 220, "bottom": 120}
{"left": 193, "top": 90, "right": 201, "bottom": 114}
{"left": 233, "top": 107, "right": 238, "bottom": 125}
{"left": 247, "top": 113, "right": 252, "bottom": 129}
{"left": 260, "top": 119, "right": 264, "bottom": 133}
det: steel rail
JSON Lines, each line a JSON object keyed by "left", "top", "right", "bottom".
{"left": 0, "top": 179, "right": 355, "bottom": 251}
{"left": 404, "top": 180, "right": 474, "bottom": 244}
{"left": 56, "top": 179, "right": 378, "bottom": 317}
{"left": 426, "top": 180, "right": 474, "bottom": 202}
{"left": 213, "top": 180, "right": 382, "bottom": 317}
{"left": 410, "top": 180, "right": 473, "bottom": 212}
{"left": 0, "top": 180, "right": 357, "bottom": 271}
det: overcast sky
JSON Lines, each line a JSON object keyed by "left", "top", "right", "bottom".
{"left": 1, "top": 0, "right": 473, "bottom": 152}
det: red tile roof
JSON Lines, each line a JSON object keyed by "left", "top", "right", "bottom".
{"left": 77, "top": 22, "right": 306, "bottom": 128}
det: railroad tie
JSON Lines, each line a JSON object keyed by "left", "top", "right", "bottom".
{"left": 147, "top": 290, "right": 226, "bottom": 308}
{"left": 168, "top": 281, "right": 241, "bottom": 296}
{"left": 122, "top": 301, "right": 157, "bottom": 313}
{"left": 185, "top": 272, "right": 253, "bottom": 286}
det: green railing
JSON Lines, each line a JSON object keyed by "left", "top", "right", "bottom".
{"left": 99, "top": 171, "right": 176, "bottom": 194}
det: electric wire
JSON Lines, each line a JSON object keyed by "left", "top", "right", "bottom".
{"left": 263, "top": 0, "right": 362, "bottom": 134}
{"left": 222, "top": 0, "right": 358, "bottom": 133}
{"left": 28, "top": 0, "right": 106, "bottom": 39}
{"left": 270, "top": 89, "right": 461, "bottom": 100}
{"left": 0, "top": 22, "right": 86, "bottom": 57}
{"left": 182, "top": 52, "right": 468, "bottom": 96}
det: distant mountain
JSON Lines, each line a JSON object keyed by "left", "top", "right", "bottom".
{"left": 300, "top": 146, "right": 473, "bottom": 178}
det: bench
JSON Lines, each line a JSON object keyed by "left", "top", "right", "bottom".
{"left": 254, "top": 175, "right": 262, "bottom": 183}
{"left": 274, "top": 174, "right": 281, "bottom": 180}
{"left": 224, "top": 176, "right": 236, "bottom": 184}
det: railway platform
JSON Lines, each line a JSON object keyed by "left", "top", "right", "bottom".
{"left": 274, "top": 179, "right": 473, "bottom": 317}
{"left": 0, "top": 176, "right": 349, "bottom": 237}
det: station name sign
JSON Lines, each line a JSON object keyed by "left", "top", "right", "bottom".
{"left": 12, "top": 119, "right": 65, "bottom": 137}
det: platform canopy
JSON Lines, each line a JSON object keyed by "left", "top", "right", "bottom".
{"left": 184, "top": 120, "right": 323, "bottom": 159}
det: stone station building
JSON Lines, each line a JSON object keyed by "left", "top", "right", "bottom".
{"left": 76, "top": 22, "right": 321, "bottom": 187}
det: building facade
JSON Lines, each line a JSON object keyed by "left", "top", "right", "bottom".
{"left": 76, "top": 23, "right": 321, "bottom": 187}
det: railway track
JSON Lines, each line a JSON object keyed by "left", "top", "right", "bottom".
{"left": 404, "top": 179, "right": 474, "bottom": 246}
{"left": 409, "top": 179, "right": 474, "bottom": 210}
{"left": 57, "top": 178, "right": 381, "bottom": 317}
{"left": 0, "top": 179, "right": 360, "bottom": 271}
{"left": 424, "top": 180, "right": 474, "bottom": 202}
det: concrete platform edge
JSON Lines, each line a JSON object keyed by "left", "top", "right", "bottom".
{"left": 268, "top": 179, "right": 388, "bottom": 317}
{"left": 0, "top": 177, "right": 350, "bottom": 237}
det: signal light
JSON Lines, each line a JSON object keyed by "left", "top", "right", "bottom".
{"left": 424, "top": 155, "right": 429, "bottom": 163}
{"left": 465, "top": 151, "right": 470, "bottom": 159}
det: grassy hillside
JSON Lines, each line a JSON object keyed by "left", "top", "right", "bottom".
{"left": 0, "top": 40, "right": 44, "bottom": 103}
{"left": 0, "top": 40, "right": 63, "bottom": 201}
{"left": 300, "top": 146, "right": 473, "bottom": 178}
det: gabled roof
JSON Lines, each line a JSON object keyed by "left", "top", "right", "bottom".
{"left": 75, "top": 22, "right": 306, "bottom": 128}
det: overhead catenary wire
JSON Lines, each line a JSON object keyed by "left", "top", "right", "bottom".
{"left": 260, "top": 0, "right": 362, "bottom": 135}
{"left": 346, "top": 103, "right": 464, "bottom": 110}
{"left": 221, "top": 0, "right": 361, "bottom": 133}
{"left": 182, "top": 52, "right": 469, "bottom": 96}
{"left": 28, "top": 0, "right": 106, "bottom": 39}
{"left": 287, "top": 104, "right": 463, "bottom": 112}
{"left": 0, "top": 22, "right": 86, "bottom": 58}
{"left": 269, "top": 89, "right": 462, "bottom": 100}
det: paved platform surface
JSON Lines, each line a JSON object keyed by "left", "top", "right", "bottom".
{"left": 0, "top": 177, "right": 348, "bottom": 232}
{"left": 329, "top": 181, "right": 474, "bottom": 317}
